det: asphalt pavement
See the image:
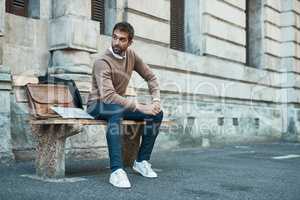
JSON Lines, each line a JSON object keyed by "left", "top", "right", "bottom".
{"left": 1, "top": 142, "right": 300, "bottom": 200}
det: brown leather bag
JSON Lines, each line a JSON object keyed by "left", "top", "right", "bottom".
{"left": 25, "top": 83, "right": 75, "bottom": 118}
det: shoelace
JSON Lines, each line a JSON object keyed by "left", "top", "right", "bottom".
{"left": 143, "top": 161, "right": 152, "bottom": 172}
{"left": 115, "top": 170, "right": 124, "bottom": 177}
{"left": 116, "top": 170, "right": 128, "bottom": 182}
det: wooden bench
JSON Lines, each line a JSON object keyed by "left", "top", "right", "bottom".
{"left": 30, "top": 117, "right": 172, "bottom": 178}
{"left": 15, "top": 75, "right": 173, "bottom": 178}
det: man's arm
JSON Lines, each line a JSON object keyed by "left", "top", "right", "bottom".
{"left": 133, "top": 52, "right": 160, "bottom": 102}
{"left": 133, "top": 52, "right": 161, "bottom": 115}
{"left": 93, "top": 59, "right": 137, "bottom": 111}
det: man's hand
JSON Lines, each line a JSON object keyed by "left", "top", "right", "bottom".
{"left": 136, "top": 102, "right": 161, "bottom": 115}
{"left": 152, "top": 101, "right": 161, "bottom": 114}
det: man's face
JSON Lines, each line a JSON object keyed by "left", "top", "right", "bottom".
{"left": 111, "top": 29, "right": 132, "bottom": 56}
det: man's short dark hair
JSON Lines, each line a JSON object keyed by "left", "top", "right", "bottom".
{"left": 113, "top": 22, "right": 135, "bottom": 41}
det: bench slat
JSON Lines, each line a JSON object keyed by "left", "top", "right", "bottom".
{"left": 30, "top": 118, "right": 175, "bottom": 126}
{"left": 30, "top": 118, "right": 145, "bottom": 125}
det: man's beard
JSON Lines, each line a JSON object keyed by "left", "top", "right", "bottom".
{"left": 112, "top": 46, "right": 123, "bottom": 56}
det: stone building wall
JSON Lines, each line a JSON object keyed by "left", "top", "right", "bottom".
{"left": 0, "top": 0, "right": 14, "bottom": 163}
{"left": 280, "top": 0, "right": 300, "bottom": 141}
{"left": 0, "top": 0, "right": 300, "bottom": 163}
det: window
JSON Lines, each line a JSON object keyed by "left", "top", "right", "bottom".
{"left": 6, "top": 0, "right": 28, "bottom": 17}
{"left": 91, "top": 0, "right": 105, "bottom": 34}
{"left": 184, "top": 0, "right": 201, "bottom": 55}
{"left": 170, "top": 0, "right": 185, "bottom": 51}
{"left": 246, "top": 0, "right": 263, "bottom": 67}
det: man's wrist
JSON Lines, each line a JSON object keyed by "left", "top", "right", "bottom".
{"left": 152, "top": 98, "right": 160, "bottom": 102}
{"left": 135, "top": 103, "right": 142, "bottom": 111}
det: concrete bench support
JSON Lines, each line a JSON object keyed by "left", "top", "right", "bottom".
{"left": 31, "top": 124, "right": 82, "bottom": 178}
{"left": 30, "top": 119, "right": 146, "bottom": 178}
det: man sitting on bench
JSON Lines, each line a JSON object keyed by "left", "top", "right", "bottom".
{"left": 87, "top": 22, "right": 163, "bottom": 189}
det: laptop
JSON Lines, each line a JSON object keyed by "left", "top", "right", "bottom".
{"left": 51, "top": 106, "right": 94, "bottom": 119}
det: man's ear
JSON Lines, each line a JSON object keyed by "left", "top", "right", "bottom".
{"left": 128, "top": 40, "right": 133, "bottom": 46}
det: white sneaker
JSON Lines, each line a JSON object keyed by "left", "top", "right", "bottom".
{"left": 109, "top": 169, "right": 131, "bottom": 188}
{"left": 133, "top": 160, "right": 158, "bottom": 178}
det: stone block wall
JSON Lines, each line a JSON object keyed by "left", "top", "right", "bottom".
{"left": 3, "top": 14, "right": 49, "bottom": 75}
{"left": 52, "top": 0, "right": 91, "bottom": 19}
{"left": 1, "top": 0, "right": 300, "bottom": 163}
{"left": 0, "top": 0, "right": 14, "bottom": 164}
{"left": 156, "top": 96, "right": 283, "bottom": 148}
{"left": 0, "top": 68, "right": 14, "bottom": 164}
{"left": 2, "top": 12, "right": 50, "bottom": 160}
{"left": 0, "top": 0, "right": 4, "bottom": 36}
{"left": 49, "top": 16, "right": 99, "bottom": 52}
{"left": 125, "top": 0, "right": 170, "bottom": 45}
{"left": 262, "top": 0, "right": 281, "bottom": 71}
{"left": 280, "top": 0, "right": 300, "bottom": 142}
{"left": 0, "top": 37, "right": 3, "bottom": 65}
{"left": 201, "top": 0, "right": 246, "bottom": 63}
{"left": 281, "top": 0, "right": 300, "bottom": 71}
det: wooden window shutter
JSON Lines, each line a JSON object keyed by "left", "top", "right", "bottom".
{"left": 91, "top": 0, "right": 105, "bottom": 34}
{"left": 6, "top": 0, "right": 28, "bottom": 17}
{"left": 170, "top": 0, "right": 185, "bottom": 51}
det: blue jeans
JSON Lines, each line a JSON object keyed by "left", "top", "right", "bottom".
{"left": 87, "top": 101, "right": 163, "bottom": 172}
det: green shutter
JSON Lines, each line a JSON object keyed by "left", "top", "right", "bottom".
{"left": 170, "top": 0, "right": 185, "bottom": 51}
{"left": 6, "top": 0, "right": 28, "bottom": 17}
{"left": 91, "top": 0, "right": 105, "bottom": 34}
